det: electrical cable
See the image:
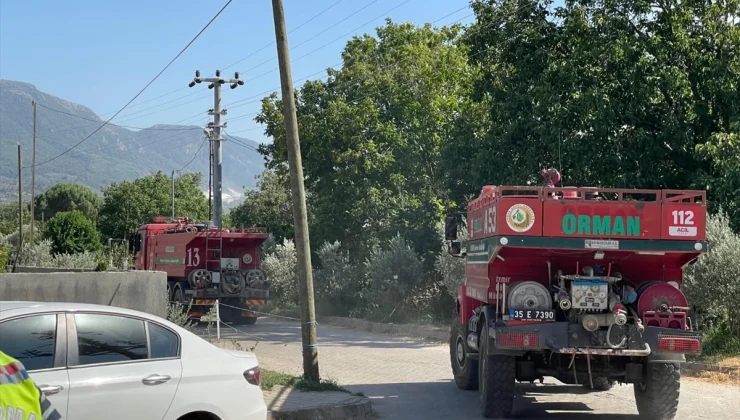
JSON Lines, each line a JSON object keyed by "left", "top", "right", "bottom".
{"left": 176, "top": 137, "right": 209, "bottom": 173}
{"left": 34, "top": 103, "right": 200, "bottom": 131}
{"left": 24, "top": 0, "right": 234, "bottom": 170}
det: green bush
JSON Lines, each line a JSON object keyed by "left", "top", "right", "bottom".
{"left": 684, "top": 211, "right": 740, "bottom": 337}
{"left": 0, "top": 242, "right": 9, "bottom": 272}
{"left": 313, "top": 241, "right": 365, "bottom": 317}
{"left": 701, "top": 320, "right": 740, "bottom": 358}
{"left": 16, "top": 239, "right": 98, "bottom": 270}
{"left": 364, "top": 234, "right": 426, "bottom": 322}
{"left": 43, "top": 210, "right": 102, "bottom": 255}
{"left": 434, "top": 217, "right": 467, "bottom": 298}
{"left": 262, "top": 238, "right": 299, "bottom": 307}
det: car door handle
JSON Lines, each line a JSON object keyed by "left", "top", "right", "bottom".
{"left": 38, "top": 385, "right": 64, "bottom": 395}
{"left": 142, "top": 374, "right": 171, "bottom": 385}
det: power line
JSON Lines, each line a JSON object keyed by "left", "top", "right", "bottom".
{"left": 240, "top": 0, "right": 380, "bottom": 75}
{"left": 4, "top": 1, "right": 479, "bottom": 195}
{"left": 222, "top": 0, "right": 350, "bottom": 72}
{"left": 177, "top": 137, "right": 209, "bottom": 173}
{"left": 106, "top": 0, "right": 392, "bottom": 127}
{"left": 25, "top": 0, "right": 234, "bottom": 170}
{"left": 101, "top": 0, "right": 350, "bottom": 124}
{"left": 34, "top": 102, "right": 200, "bottom": 131}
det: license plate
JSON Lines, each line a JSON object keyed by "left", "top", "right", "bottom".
{"left": 509, "top": 309, "right": 556, "bottom": 321}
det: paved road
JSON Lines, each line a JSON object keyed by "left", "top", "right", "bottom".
{"left": 201, "top": 318, "right": 739, "bottom": 420}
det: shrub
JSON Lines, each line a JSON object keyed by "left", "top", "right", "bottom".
{"left": 313, "top": 241, "right": 365, "bottom": 316}
{"left": 0, "top": 242, "right": 8, "bottom": 272}
{"left": 16, "top": 239, "right": 98, "bottom": 270}
{"left": 3, "top": 225, "right": 38, "bottom": 249}
{"left": 262, "top": 238, "right": 299, "bottom": 306}
{"left": 684, "top": 211, "right": 740, "bottom": 337}
{"left": 434, "top": 217, "right": 467, "bottom": 298}
{"left": 364, "top": 234, "right": 425, "bottom": 322}
{"left": 43, "top": 210, "right": 102, "bottom": 255}
{"left": 701, "top": 320, "right": 740, "bottom": 358}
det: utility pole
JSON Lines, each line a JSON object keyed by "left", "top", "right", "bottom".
{"left": 208, "top": 140, "right": 213, "bottom": 221}
{"left": 29, "top": 100, "right": 37, "bottom": 243}
{"left": 189, "top": 70, "right": 243, "bottom": 228}
{"left": 17, "top": 144, "right": 24, "bottom": 254}
{"left": 272, "top": 0, "right": 319, "bottom": 381}
{"left": 171, "top": 170, "right": 176, "bottom": 219}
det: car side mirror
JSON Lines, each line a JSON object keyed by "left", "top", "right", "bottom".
{"left": 448, "top": 241, "right": 462, "bottom": 256}
{"left": 445, "top": 216, "right": 458, "bottom": 241}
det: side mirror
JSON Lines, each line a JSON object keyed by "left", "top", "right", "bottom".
{"left": 445, "top": 216, "right": 458, "bottom": 241}
{"left": 448, "top": 241, "right": 462, "bottom": 256}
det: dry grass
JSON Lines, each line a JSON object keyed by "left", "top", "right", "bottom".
{"left": 685, "top": 369, "right": 740, "bottom": 386}
{"left": 716, "top": 356, "right": 740, "bottom": 367}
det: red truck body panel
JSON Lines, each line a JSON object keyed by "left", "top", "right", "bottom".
{"left": 459, "top": 186, "right": 707, "bottom": 326}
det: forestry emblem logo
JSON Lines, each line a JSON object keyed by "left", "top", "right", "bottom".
{"left": 506, "top": 204, "right": 535, "bottom": 232}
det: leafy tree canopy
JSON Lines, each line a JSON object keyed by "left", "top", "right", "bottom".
{"left": 459, "top": 0, "right": 740, "bottom": 226}
{"left": 35, "top": 183, "right": 103, "bottom": 222}
{"left": 43, "top": 210, "right": 101, "bottom": 254}
{"left": 256, "top": 19, "right": 480, "bottom": 261}
{"left": 98, "top": 171, "right": 208, "bottom": 240}
{"left": 230, "top": 167, "right": 296, "bottom": 242}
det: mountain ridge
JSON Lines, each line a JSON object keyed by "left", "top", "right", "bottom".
{"left": 0, "top": 79, "right": 265, "bottom": 206}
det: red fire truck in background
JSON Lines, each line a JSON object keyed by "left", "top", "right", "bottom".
{"left": 446, "top": 169, "right": 707, "bottom": 419}
{"left": 133, "top": 216, "right": 270, "bottom": 325}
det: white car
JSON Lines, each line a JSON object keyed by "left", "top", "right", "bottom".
{"left": 0, "top": 301, "right": 267, "bottom": 420}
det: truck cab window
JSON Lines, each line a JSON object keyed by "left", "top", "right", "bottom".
{"left": 134, "top": 233, "right": 142, "bottom": 254}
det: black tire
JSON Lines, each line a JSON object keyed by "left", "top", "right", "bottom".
{"left": 238, "top": 316, "right": 258, "bottom": 326}
{"left": 583, "top": 376, "right": 616, "bottom": 391}
{"left": 450, "top": 318, "right": 478, "bottom": 390}
{"left": 479, "top": 319, "right": 515, "bottom": 418}
{"left": 634, "top": 363, "right": 681, "bottom": 420}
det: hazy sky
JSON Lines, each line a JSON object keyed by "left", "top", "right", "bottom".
{"left": 0, "top": 0, "right": 475, "bottom": 144}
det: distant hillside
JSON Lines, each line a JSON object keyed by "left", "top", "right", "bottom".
{"left": 0, "top": 79, "right": 265, "bottom": 205}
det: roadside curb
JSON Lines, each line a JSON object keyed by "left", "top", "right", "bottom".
{"left": 266, "top": 394, "right": 374, "bottom": 420}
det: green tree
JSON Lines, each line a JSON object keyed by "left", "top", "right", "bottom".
{"left": 256, "top": 19, "right": 479, "bottom": 261}
{"left": 98, "top": 171, "right": 209, "bottom": 240}
{"left": 461, "top": 0, "right": 740, "bottom": 223}
{"left": 43, "top": 210, "right": 101, "bottom": 254}
{"left": 0, "top": 202, "right": 29, "bottom": 236}
{"left": 230, "top": 167, "right": 295, "bottom": 242}
{"left": 34, "top": 183, "right": 103, "bottom": 222}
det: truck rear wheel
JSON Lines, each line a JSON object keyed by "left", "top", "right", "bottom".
{"left": 450, "top": 318, "right": 478, "bottom": 390}
{"left": 634, "top": 363, "right": 681, "bottom": 420}
{"left": 479, "top": 320, "right": 515, "bottom": 418}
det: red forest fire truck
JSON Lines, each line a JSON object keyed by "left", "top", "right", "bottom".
{"left": 133, "top": 216, "right": 270, "bottom": 325}
{"left": 446, "top": 169, "right": 706, "bottom": 419}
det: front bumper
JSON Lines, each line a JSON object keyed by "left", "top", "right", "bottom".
{"left": 488, "top": 321, "right": 702, "bottom": 361}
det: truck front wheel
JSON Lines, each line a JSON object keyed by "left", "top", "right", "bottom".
{"left": 634, "top": 363, "right": 681, "bottom": 420}
{"left": 479, "top": 321, "right": 515, "bottom": 418}
{"left": 450, "top": 318, "right": 478, "bottom": 390}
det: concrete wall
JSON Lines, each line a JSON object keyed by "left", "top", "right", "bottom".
{"left": 10, "top": 266, "right": 96, "bottom": 273}
{"left": 0, "top": 271, "right": 167, "bottom": 318}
